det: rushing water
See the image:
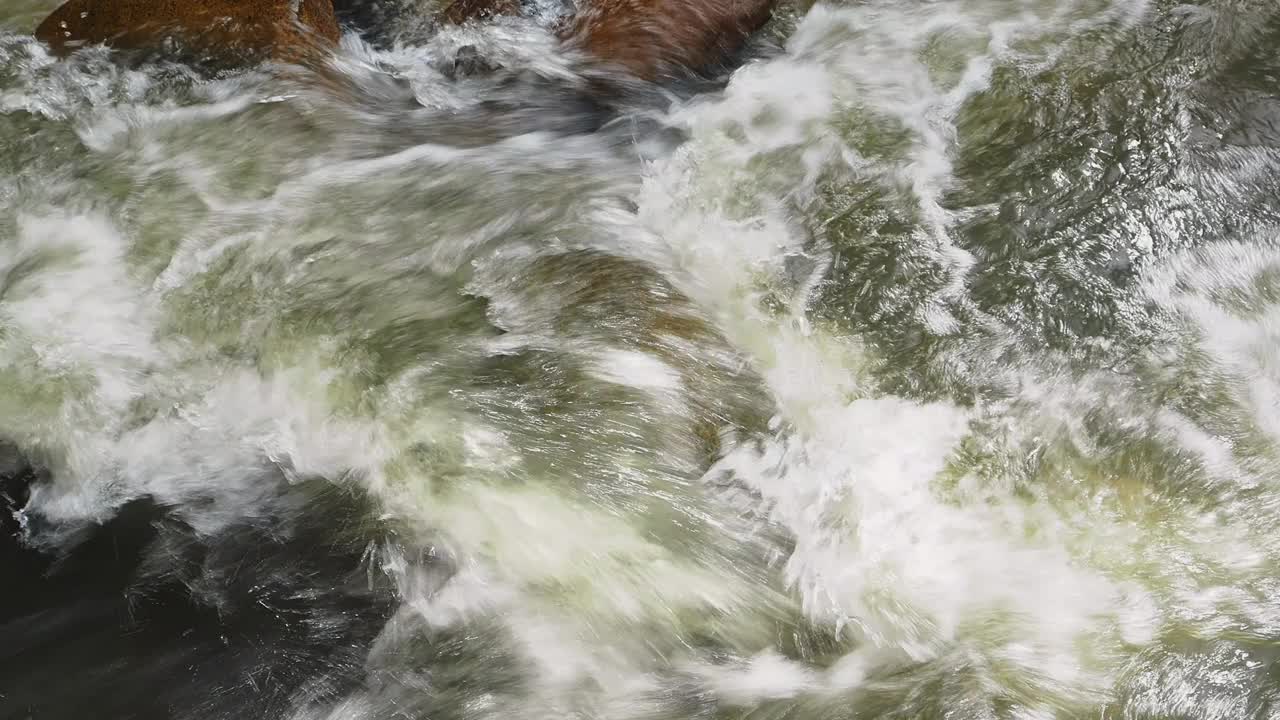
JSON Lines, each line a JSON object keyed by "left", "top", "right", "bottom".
{"left": 3, "top": 0, "right": 1280, "bottom": 717}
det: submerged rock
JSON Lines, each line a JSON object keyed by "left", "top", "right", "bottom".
{"left": 442, "top": 44, "right": 502, "bottom": 80}
{"left": 0, "top": 458, "right": 398, "bottom": 719}
{"left": 34, "top": 0, "right": 341, "bottom": 64}
{"left": 440, "top": 0, "right": 523, "bottom": 25}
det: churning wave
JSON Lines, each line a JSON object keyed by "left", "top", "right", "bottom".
{"left": 5, "top": 1, "right": 1280, "bottom": 718}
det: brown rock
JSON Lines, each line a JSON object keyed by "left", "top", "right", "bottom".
{"left": 435, "top": 0, "right": 776, "bottom": 82}
{"left": 556, "top": 0, "right": 776, "bottom": 80}
{"left": 35, "top": 0, "right": 341, "bottom": 64}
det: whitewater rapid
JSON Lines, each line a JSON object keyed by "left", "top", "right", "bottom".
{"left": 5, "top": 1, "right": 1280, "bottom": 718}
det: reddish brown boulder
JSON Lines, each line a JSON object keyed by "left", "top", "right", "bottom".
{"left": 556, "top": 0, "right": 776, "bottom": 80}
{"left": 35, "top": 0, "right": 341, "bottom": 64}
{"left": 436, "top": 0, "right": 775, "bottom": 81}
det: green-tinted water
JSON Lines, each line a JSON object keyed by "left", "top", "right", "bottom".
{"left": 4, "top": 1, "right": 1280, "bottom": 718}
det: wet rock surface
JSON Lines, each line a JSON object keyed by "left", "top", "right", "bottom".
{"left": 32, "top": 0, "right": 778, "bottom": 82}
{"left": 34, "top": 0, "right": 341, "bottom": 64}
{"left": 557, "top": 0, "right": 777, "bottom": 80}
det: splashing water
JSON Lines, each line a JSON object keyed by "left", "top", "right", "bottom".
{"left": 4, "top": 0, "right": 1280, "bottom": 718}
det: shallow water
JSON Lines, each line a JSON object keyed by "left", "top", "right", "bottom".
{"left": 3, "top": 0, "right": 1280, "bottom": 718}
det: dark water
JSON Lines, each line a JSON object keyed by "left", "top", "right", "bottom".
{"left": 4, "top": 1, "right": 1280, "bottom": 718}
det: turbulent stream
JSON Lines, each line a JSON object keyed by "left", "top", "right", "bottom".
{"left": 4, "top": 0, "right": 1280, "bottom": 718}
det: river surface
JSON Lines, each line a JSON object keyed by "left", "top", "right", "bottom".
{"left": 2, "top": 0, "right": 1280, "bottom": 718}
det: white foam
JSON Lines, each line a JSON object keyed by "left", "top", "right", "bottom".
{"left": 588, "top": 347, "right": 684, "bottom": 395}
{"left": 627, "top": 0, "right": 1173, "bottom": 702}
